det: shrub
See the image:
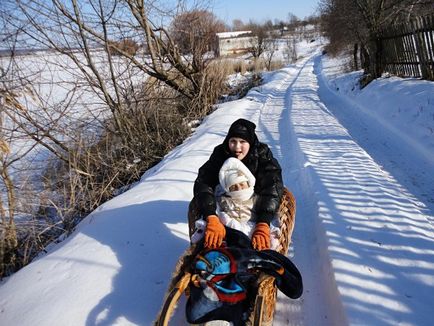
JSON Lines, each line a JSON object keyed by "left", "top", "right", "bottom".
{"left": 45, "top": 82, "right": 190, "bottom": 218}
{"left": 109, "top": 39, "right": 140, "bottom": 56}
{"left": 0, "top": 81, "right": 191, "bottom": 279}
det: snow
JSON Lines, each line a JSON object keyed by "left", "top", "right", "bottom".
{"left": 1, "top": 40, "right": 434, "bottom": 326}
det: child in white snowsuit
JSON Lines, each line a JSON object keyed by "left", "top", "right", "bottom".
{"left": 192, "top": 158, "right": 281, "bottom": 250}
{"left": 216, "top": 157, "right": 281, "bottom": 250}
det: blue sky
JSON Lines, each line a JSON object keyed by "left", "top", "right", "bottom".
{"left": 211, "top": 0, "right": 320, "bottom": 24}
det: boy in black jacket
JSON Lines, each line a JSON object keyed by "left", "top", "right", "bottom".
{"left": 193, "top": 118, "right": 283, "bottom": 250}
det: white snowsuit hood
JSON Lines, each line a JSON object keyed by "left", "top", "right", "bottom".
{"left": 218, "top": 158, "right": 255, "bottom": 201}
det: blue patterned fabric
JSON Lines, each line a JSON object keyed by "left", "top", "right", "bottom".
{"left": 185, "top": 227, "right": 303, "bottom": 325}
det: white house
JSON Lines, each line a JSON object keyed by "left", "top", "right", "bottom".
{"left": 216, "top": 31, "right": 257, "bottom": 56}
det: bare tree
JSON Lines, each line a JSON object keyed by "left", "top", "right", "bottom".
{"left": 0, "top": 95, "right": 18, "bottom": 277}
{"left": 319, "top": 0, "right": 365, "bottom": 70}
{"left": 319, "top": 0, "right": 431, "bottom": 82}
{"left": 169, "top": 9, "right": 226, "bottom": 62}
{"left": 283, "top": 36, "right": 297, "bottom": 64}
{"left": 263, "top": 37, "right": 279, "bottom": 70}
{"left": 246, "top": 22, "right": 269, "bottom": 59}
{"left": 0, "top": 1, "right": 26, "bottom": 277}
{"left": 287, "top": 12, "right": 300, "bottom": 31}
{"left": 232, "top": 19, "right": 245, "bottom": 31}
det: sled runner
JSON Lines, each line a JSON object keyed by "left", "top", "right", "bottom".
{"left": 156, "top": 187, "right": 297, "bottom": 326}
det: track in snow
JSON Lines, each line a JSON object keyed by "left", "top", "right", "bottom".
{"left": 254, "top": 52, "right": 347, "bottom": 325}
{"left": 255, "top": 52, "right": 434, "bottom": 325}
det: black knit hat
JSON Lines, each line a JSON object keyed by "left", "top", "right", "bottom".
{"left": 225, "top": 118, "right": 257, "bottom": 146}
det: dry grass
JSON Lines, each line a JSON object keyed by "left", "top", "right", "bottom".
{"left": 0, "top": 81, "right": 192, "bottom": 279}
{"left": 218, "top": 57, "right": 286, "bottom": 77}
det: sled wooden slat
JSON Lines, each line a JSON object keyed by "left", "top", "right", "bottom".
{"left": 156, "top": 273, "right": 191, "bottom": 326}
{"left": 253, "top": 295, "right": 264, "bottom": 326}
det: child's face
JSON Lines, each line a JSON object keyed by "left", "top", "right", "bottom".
{"left": 229, "top": 181, "right": 250, "bottom": 192}
{"left": 228, "top": 137, "right": 250, "bottom": 160}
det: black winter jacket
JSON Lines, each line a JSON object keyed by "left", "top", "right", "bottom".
{"left": 193, "top": 141, "right": 283, "bottom": 224}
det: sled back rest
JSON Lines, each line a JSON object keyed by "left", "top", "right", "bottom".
{"left": 275, "top": 188, "right": 296, "bottom": 255}
{"left": 187, "top": 187, "right": 296, "bottom": 255}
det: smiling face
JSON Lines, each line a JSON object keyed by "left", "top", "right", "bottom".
{"left": 228, "top": 137, "right": 250, "bottom": 160}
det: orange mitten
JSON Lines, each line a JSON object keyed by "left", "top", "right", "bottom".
{"left": 252, "top": 222, "right": 271, "bottom": 250}
{"left": 204, "top": 215, "right": 226, "bottom": 248}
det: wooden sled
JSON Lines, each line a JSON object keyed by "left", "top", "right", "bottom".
{"left": 156, "top": 187, "right": 296, "bottom": 326}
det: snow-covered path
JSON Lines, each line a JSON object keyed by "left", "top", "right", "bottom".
{"left": 274, "top": 54, "right": 434, "bottom": 325}
{"left": 1, "top": 47, "right": 433, "bottom": 326}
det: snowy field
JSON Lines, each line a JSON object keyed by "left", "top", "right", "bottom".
{"left": 0, "top": 39, "right": 433, "bottom": 326}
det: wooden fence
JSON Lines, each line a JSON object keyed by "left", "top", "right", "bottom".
{"left": 380, "top": 15, "right": 434, "bottom": 80}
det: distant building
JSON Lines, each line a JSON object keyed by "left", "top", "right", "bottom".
{"left": 216, "top": 31, "right": 256, "bottom": 56}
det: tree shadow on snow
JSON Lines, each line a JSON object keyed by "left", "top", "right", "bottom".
{"left": 79, "top": 199, "right": 190, "bottom": 326}
{"left": 285, "top": 59, "right": 434, "bottom": 325}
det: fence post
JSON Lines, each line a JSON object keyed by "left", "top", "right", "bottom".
{"left": 423, "top": 15, "right": 434, "bottom": 80}
{"left": 414, "top": 17, "right": 430, "bottom": 79}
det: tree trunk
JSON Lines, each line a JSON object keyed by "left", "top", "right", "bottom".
{"left": 353, "top": 43, "right": 359, "bottom": 70}
{"left": 363, "top": 35, "right": 384, "bottom": 82}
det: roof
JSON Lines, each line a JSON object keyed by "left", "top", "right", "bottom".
{"left": 216, "top": 31, "right": 253, "bottom": 39}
